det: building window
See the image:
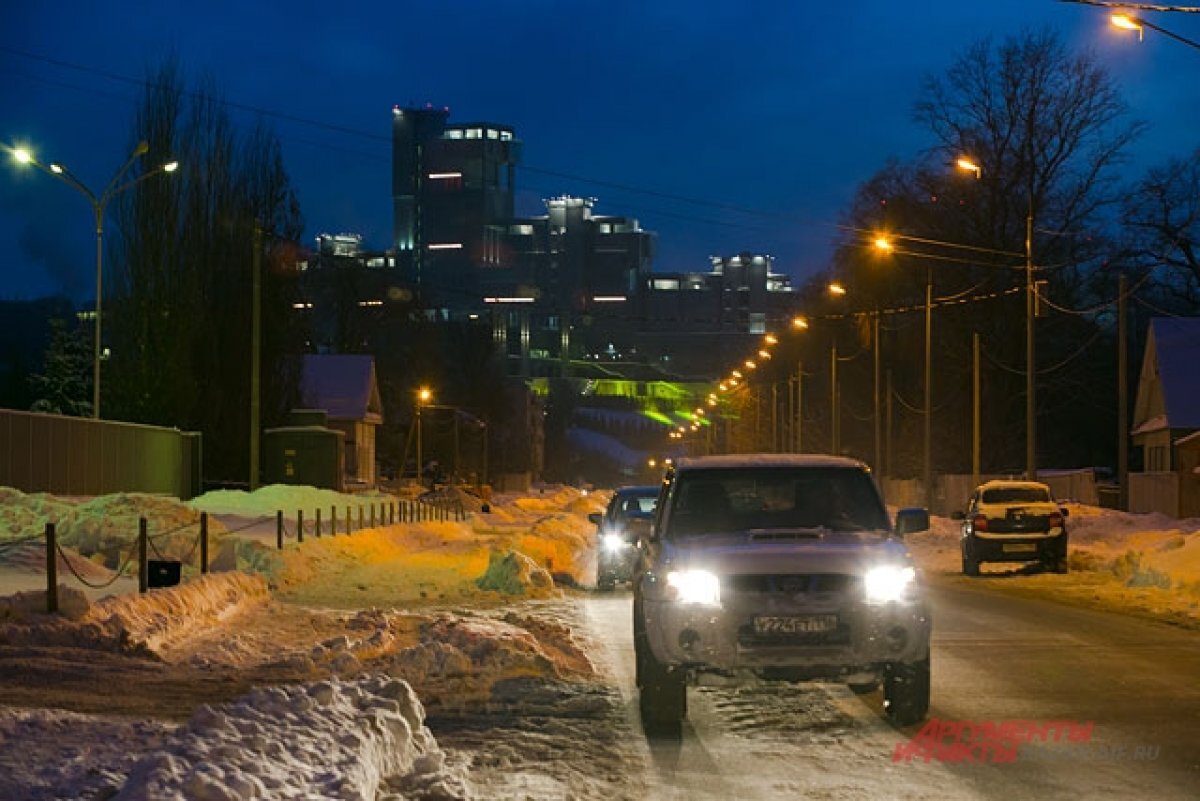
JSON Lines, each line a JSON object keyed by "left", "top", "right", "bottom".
{"left": 445, "top": 129, "right": 463, "bottom": 140}
{"left": 500, "top": 130, "right": 513, "bottom": 141}
{"left": 651, "top": 279, "right": 679, "bottom": 290}
{"left": 466, "top": 128, "right": 482, "bottom": 139}
{"left": 487, "top": 128, "right": 499, "bottom": 140}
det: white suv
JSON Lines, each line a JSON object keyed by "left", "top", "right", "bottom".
{"left": 632, "top": 454, "right": 932, "bottom": 730}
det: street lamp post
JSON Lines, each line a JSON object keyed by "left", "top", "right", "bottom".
{"left": 957, "top": 156, "right": 1037, "bottom": 479}
{"left": 416, "top": 387, "right": 432, "bottom": 482}
{"left": 9, "top": 142, "right": 178, "bottom": 419}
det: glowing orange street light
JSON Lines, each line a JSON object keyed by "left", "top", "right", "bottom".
{"left": 792, "top": 316, "right": 809, "bottom": 330}
{"left": 955, "top": 157, "right": 982, "bottom": 179}
{"left": 874, "top": 236, "right": 894, "bottom": 253}
{"left": 828, "top": 282, "right": 847, "bottom": 297}
{"left": 744, "top": 360, "right": 757, "bottom": 370}
{"left": 764, "top": 334, "right": 778, "bottom": 345}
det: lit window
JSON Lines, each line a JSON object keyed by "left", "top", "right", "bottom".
{"left": 466, "top": 128, "right": 482, "bottom": 139}
{"left": 487, "top": 129, "right": 499, "bottom": 140}
{"left": 445, "top": 129, "right": 463, "bottom": 140}
{"left": 651, "top": 278, "right": 679, "bottom": 290}
{"left": 500, "top": 130, "right": 513, "bottom": 141}
{"left": 427, "top": 243, "right": 463, "bottom": 250}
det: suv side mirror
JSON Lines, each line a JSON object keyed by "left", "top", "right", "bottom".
{"left": 588, "top": 512, "right": 602, "bottom": 527}
{"left": 894, "top": 507, "right": 930, "bottom": 537}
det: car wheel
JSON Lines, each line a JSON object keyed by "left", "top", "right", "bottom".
{"left": 962, "top": 539, "right": 980, "bottom": 577}
{"left": 884, "top": 656, "right": 930, "bottom": 727}
{"left": 639, "top": 652, "right": 686, "bottom": 734}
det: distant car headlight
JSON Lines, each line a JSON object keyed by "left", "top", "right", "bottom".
{"left": 864, "top": 565, "right": 917, "bottom": 603}
{"left": 601, "top": 532, "right": 626, "bottom": 553}
{"left": 666, "top": 569, "right": 721, "bottom": 606}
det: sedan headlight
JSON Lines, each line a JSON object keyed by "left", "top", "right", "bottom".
{"left": 666, "top": 569, "right": 721, "bottom": 606}
{"left": 864, "top": 565, "right": 917, "bottom": 603}
{"left": 601, "top": 532, "right": 626, "bottom": 553}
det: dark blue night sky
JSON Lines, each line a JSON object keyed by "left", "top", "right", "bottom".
{"left": 2, "top": 1, "right": 1198, "bottom": 303}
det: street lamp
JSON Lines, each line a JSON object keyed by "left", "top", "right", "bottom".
{"left": 416, "top": 386, "right": 432, "bottom": 482}
{"left": 8, "top": 142, "right": 179, "bottom": 419}
{"left": 1111, "top": 11, "right": 1200, "bottom": 50}
{"left": 956, "top": 155, "right": 1037, "bottom": 480}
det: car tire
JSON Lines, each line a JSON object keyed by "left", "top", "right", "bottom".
{"left": 962, "top": 539, "right": 980, "bottom": 577}
{"left": 884, "top": 656, "right": 930, "bottom": 727}
{"left": 633, "top": 600, "right": 686, "bottom": 732}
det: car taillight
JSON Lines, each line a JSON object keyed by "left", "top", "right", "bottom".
{"left": 972, "top": 514, "right": 988, "bottom": 532}
{"left": 1049, "top": 512, "right": 1063, "bottom": 528}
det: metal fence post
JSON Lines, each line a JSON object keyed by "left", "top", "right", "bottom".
{"left": 200, "top": 511, "right": 209, "bottom": 574}
{"left": 331, "top": 505, "right": 337, "bottom": 536}
{"left": 346, "top": 505, "right": 351, "bottom": 535}
{"left": 45, "top": 523, "right": 58, "bottom": 614}
{"left": 315, "top": 508, "right": 322, "bottom": 538}
{"left": 138, "top": 517, "right": 148, "bottom": 594}
{"left": 370, "top": 504, "right": 376, "bottom": 528}
{"left": 297, "top": 510, "right": 304, "bottom": 544}
{"left": 358, "top": 505, "right": 364, "bottom": 530}
{"left": 277, "top": 510, "right": 283, "bottom": 550}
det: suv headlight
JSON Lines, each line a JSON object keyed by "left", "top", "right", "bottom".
{"left": 601, "top": 532, "right": 626, "bottom": 553}
{"left": 666, "top": 569, "right": 721, "bottom": 606}
{"left": 864, "top": 565, "right": 916, "bottom": 603}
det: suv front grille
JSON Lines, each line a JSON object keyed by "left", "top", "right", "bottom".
{"left": 725, "top": 573, "right": 855, "bottom": 596}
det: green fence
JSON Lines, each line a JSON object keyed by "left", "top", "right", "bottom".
{"left": 0, "top": 408, "right": 202, "bottom": 499}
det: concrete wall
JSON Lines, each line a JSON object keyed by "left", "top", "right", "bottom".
{"left": 0, "top": 408, "right": 202, "bottom": 499}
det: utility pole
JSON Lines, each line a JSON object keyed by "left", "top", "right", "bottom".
{"left": 771, "top": 383, "right": 778, "bottom": 452}
{"left": 924, "top": 267, "right": 933, "bottom": 508}
{"left": 1026, "top": 196, "right": 1037, "bottom": 480}
{"left": 972, "top": 332, "right": 981, "bottom": 490}
{"left": 830, "top": 344, "right": 839, "bottom": 455}
{"left": 795, "top": 361, "right": 803, "bottom": 452}
{"left": 249, "top": 225, "right": 263, "bottom": 491}
{"left": 1118, "top": 272, "right": 1129, "bottom": 510}
{"left": 873, "top": 313, "right": 882, "bottom": 477}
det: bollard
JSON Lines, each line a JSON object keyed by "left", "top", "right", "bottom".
{"left": 297, "top": 510, "right": 305, "bottom": 544}
{"left": 45, "top": 523, "right": 58, "bottom": 614}
{"left": 331, "top": 506, "right": 337, "bottom": 536}
{"left": 390, "top": 502, "right": 395, "bottom": 525}
{"left": 277, "top": 510, "right": 283, "bottom": 550}
{"left": 200, "top": 512, "right": 209, "bottom": 574}
{"left": 346, "top": 505, "right": 352, "bottom": 535}
{"left": 138, "top": 517, "right": 149, "bottom": 594}
{"left": 370, "top": 504, "right": 376, "bottom": 528}
{"left": 358, "top": 505, "right": 364, "bottom": 531}
{"left": 315, "top": 508, "right": 322, "bottom": 538}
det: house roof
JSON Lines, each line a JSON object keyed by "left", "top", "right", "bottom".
{"left": 1151, "top": 318, "right": 1200, "bottom": 430}
{"left": 301, "top": 354, "right": 383, "bottom": 424}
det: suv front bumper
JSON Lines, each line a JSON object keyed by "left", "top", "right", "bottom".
{"left": 642, "top": 595, "right": 930, "bottom": 677}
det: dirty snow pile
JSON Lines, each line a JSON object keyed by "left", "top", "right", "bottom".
{"left": 0, "top": 572, "right": 269, "bottom": 654}
{"left": 114, "top": 675, "right": 468, "bottom": 801}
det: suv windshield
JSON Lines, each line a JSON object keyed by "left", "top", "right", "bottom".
{"left": 664, "top": 466, "right": 888, "bottom": 538}
{"left": 981, "top": 487, "right": 1050, "bottom": 504}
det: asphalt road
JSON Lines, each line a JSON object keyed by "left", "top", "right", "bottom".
{"left": 582, "top": 581, "right": 1200, "bottom": 800}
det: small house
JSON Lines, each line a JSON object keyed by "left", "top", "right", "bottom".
{"left": 301, "top": 354, "right": 383, "bottom": 488}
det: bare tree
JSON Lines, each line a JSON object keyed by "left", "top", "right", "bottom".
{"left": 807, "top": 29, "right": 1143, "bottom": 474}
{"left": 1119, "top": 147, "right": 1200, "bottom": 308}
{"left": 107, "top": 57, "right": 306, "bottom": 483}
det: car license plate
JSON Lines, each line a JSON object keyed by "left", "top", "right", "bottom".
{"left": 752, "top": 615, "right": 838, "bottom": 635}
{"left": 1002, "top": 543, "right": 1037, "bottom": 553}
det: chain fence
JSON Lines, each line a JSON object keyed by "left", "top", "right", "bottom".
{"left": 6, "top": 493, "right": 471, "bottom": 614}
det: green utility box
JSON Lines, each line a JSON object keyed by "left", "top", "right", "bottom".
{"left": 263, "top": 422, "right": 344, "bottom": 491}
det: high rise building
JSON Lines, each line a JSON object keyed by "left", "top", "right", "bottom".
{"left": 391, "top": 106, "right": 520, "bottom": 312}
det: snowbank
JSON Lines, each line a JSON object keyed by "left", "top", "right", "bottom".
{"left": 114, "top": 675, "right": 468, "bottom": 801}
{"left": 904, "top": 504, "right": 1200, "bottom": 623}
{"left": 0, "top": 572, "right": 268, "bottom": 655}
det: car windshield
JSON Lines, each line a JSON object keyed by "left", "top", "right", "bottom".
{"left": 982, "top": 486, "right": 1050, "bottom": 504}
{"left": 664, "top": 466, "right": 889, "bottom": 538}
{"left": 614, "top": 492, "right": 658, "bottom": 519}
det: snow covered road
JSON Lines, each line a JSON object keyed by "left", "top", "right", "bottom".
{"left": 579, "top": 587, "right": 1200, "bottom": 801}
